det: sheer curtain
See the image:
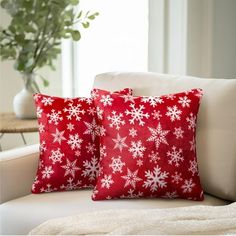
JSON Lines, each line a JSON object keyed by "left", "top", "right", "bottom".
{"left": 62, "top": 0, "right": 148, "bottom": 97}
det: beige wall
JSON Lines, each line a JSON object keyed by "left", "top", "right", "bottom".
{"left": 0, "top": 8, "right": 62, "bottom": 151}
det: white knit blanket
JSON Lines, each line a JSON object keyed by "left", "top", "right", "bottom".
{"left": 29, "top": 203, "right": 236, "bottom": 235}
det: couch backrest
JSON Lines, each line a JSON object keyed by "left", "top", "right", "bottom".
{"left": 94, "top": 72, "right": 236, "bottom": 202}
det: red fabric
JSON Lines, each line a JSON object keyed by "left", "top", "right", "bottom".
{"left": 92, "top": 89, "right": 204, "bottom": 201}
{"left": 32, "top": 88, "right": 132, "bottom": 193}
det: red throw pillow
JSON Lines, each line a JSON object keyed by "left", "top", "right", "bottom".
{"left": 32, "top": 88, "right": 132, "bottom": 193}
{"left": 92, "top": 88, "right": 204, "bottom": 201}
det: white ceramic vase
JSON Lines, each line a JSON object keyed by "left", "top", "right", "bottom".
{"left": 13, "top": 73, "right": 38, "bottom": 119}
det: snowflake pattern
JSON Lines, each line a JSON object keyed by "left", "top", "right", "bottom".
{"left": 67, "top": 133, "right": 83, "bottom": 150}
{"left": 147, "top": 123, "right": 170, "bottom": 150}
{"left": 186, "top": 113, "right": 196, "bottom": 131}
{"left": 42, "top": 166, "right": 54, "bottom": 179}
{"left": 173, "top": 127, "right": 184, "bottom": 139}
{"left": 47, "top": 110, "right": 63, "bottom": 125}
{"left": 84, "top": 118, "right": 100, "bottom": 141}
{"left": 166, "top": 105, "right": 182, "bottom": 122}
{"left": 148, "top": 151, "right": 160, "bottom": 163}
{"left": 107, "top": 111, "right": 125, "bottom": 130}
{"left": 171, "top": 171, "right": 183, "bottom": 184}
{"left": 61, "top": 159, "right": 80, "bottom": 178}
{"left": 49, "top": 148, "right": 64, "bottom": 164}
{"left": 122, "top": 168, "right": 142, "bottom": 188}
{"left": 101, "top": 175, "right": 114, "bottom": 189}
{"left": 188, "top": 160, "right": 198, "bottom": 176}
{"left": 129, "top": 140, "right": 146, "bottom": 158}
{"left": 178, "top": 96, "right": 191, "bottom": 108}
{"left": 141, "top": 96, "right": 163, "bottom": 107}
{"left": 181, "top": 178, "right": 196, "bottom": 193}
{"left": 129, "top": 128, "right": 137, "bottom": 137}
{"left": 82, "top": 157, "right": 99, "bottom": 182}
{"left": 63, "top": 103, "right": 85, "bottom": 121}
{"left": 32, "top": 89, "right": 132, "bottom": 193}
{"left": 100, "top": 94, "right": 113, "bottom": 106}
{"left": 143, "top": 166, "right": 169, "bottom": 192}
{"left": 125, "top": 103, "right": 150, "bottom": 126}
{"left": 167, "top": 146, "right": 184, "bottom": 167}
{"left": 109, "top": 156, "right": 126, "bottom": 173}
{"left": 112, "top": 133, "right": 128, "bottom": 152}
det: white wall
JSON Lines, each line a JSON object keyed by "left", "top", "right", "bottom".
{"left": 149, "top": 0, "right": 236, "bottom": 79}
{"left": 0, "top": 8, "right": 62, "bottom": 151}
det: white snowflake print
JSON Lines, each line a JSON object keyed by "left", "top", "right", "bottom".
{"left": 167, "top": 146, "right": 184, "bottom": 167}
{"left": 165, "top": 94, "right": 176, "bottom": 100}
{"left": 109, "top": 156, "right": 125, "bottom": 173}
{"left": 148, "top": 151, "right": 160, "bottom": 164}
{"left": 121, "top": 94, "right": 135, "bottom": 103}
{"left": 129, "top": 140, "right": 146, "bottom": 158}
{"left": 38, "top": 122, "right": 45, "bottom": 133}
{"left": 141, "top": 96, "right": 163, "bottom": 107}
{"left": 60, "top": 178, "right": 82, "bottom": 191}
{"left": 136, "top": 159, "right": 143, "bottom": 167}
{"left": 152, "top": 110, "right": 162, "bottom": 120}
{"left": 178, "top": 96, "right": 191, "bottom": 108}
{"left": 96, "top": 107, "right": 104, "bottom": 120}
{"left": 189, "top": 137, "right": 196, "bottom": 151}
{"left": 32, "top": 176, "right": 39, "bottom": 191}
{"left": 40, "top": 184, "right": 57, "bottom": 193}
{"left": 194, "top": 88, "right": 203, "bottom": 98}
{"left": 143, "top": 166, "right": 169, "bottom": 192}
{"left": 33, "top": 93, "right": 41, "bottom": 102}
{"left": 120, "top": 189, "right": 144, "bottom": 199}
{"left": 49, "top": 148, "right": 64, "bottom": 164}
{"left": 129, "top": 128, "right": 137, "bottom": 137}
{"left": 101, "top": 175, "right": 114, "bottom": 189}
{"left": 122, "top": 168, "right": 142, "bottom": 188}
{"left": 162, "top": 191, "right": 179, "bottom": 199}
{"left": 75, "top": 150, "right": 81, "bottom": 157}
{"left": 186, "top": 113, "right": 196, "bottom": 131}
{"left": 171, "top": 171, "right": 183, "bottom": 184}
{"left": 188, "top": 160, "right": 198, "bottom": 176}
{"left": 100, "top": 94, "right": 113, "bottom": 106}
{"left": 99, "top": 125, "right": 106, "bottom": 136}
{"left": 84, "top": 118, "right": 100, "bottom": 141}
{"left": 107, "top": 111, "right": 125, "bottom": 130}
{"left": 147, "top": 123, "right": 170, "bottom": 150}
{"left": 82, "top": 157, "right": 99, "bottom": 182}
{"left": 67, "top": 123, "right": 74, "bottom": 131}
{"left": 87, "top": 106, "right": 96, "bottom": 115}
{"left": 166, "top": 105, "right": 182, "bottom": 122}
{"left": 173, "top": 127, "right": 184, "bottom": 139}
{"left": 86, "top": 143, "right": 97, "bottom": 154}
{"left": 63, "top": 103, "right": 85, "bottom": 121}
{"left": 67, "top": 133, "right": 83, "bottom": 150}
{"left": 91, "top": 89, "right": 99, "bottom": 99}
{"left": 125, "top": 103, "right": 150, "bottom": 126}
{"left": 181, "top": 178, "right": 196, "bottom": 193}
{"left": 41, "top": 97, "right": 54, "bottom": 106}
{"left": 100, "top": 145, "right": 107, "bottom": 159}
{"left": 39, "top": 141, "right": 47, "bottom": 154}
{"left": 61, "top": 159, "right": 80, "bottom": 178}
{"left": 112, "top": 133, "right": 128, "bottom": 152}
{"left": 51, "top": 128, "right": 66, "bottom": 144}
{"left": 36, "top": 106, "right": 43, "bottom": 118}
{"left": 47, "top": 109, "right": 63, "bottom": 125}
{"left": 42, "top": 166, "right": 54, "bottom": 179}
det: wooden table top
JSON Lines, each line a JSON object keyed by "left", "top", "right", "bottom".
{"left": 0, "top": 113, "right": 38, "bottom": 133}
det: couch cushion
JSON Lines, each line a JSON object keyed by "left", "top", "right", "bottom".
{"left": 94, "top": 72, "right": 236, "bottom": 202}
{"left": 0, "top": 190, "right": 228, "bottom": 235}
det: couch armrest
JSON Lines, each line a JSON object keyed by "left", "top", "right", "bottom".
{"left": 0, "top": 144, "right": 39, "bottom": 204}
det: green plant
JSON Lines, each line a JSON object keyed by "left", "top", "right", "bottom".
{"left": 0, "top": 0, "right": 98, "bottom": 90}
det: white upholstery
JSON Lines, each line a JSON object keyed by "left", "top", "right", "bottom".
{"left": 1, "top": 190, "right": 228, "bottom": 235}
{"left": 94, "top": 72, "right": 236, "bottom": 202}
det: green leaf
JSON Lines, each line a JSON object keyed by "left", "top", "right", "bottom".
{"left": 82, "top": 22, "right": 90, "bottom": 28}
{"left": 71, "top": 30, "right": 81, "bottom": 41}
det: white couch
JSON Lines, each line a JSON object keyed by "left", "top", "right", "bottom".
{"left": 1, "top": 72, "right": 235, "bottom": 235}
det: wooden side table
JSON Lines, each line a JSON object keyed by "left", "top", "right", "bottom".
{"left": 0, "top": 113, "right": 39, "bottom": 151}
